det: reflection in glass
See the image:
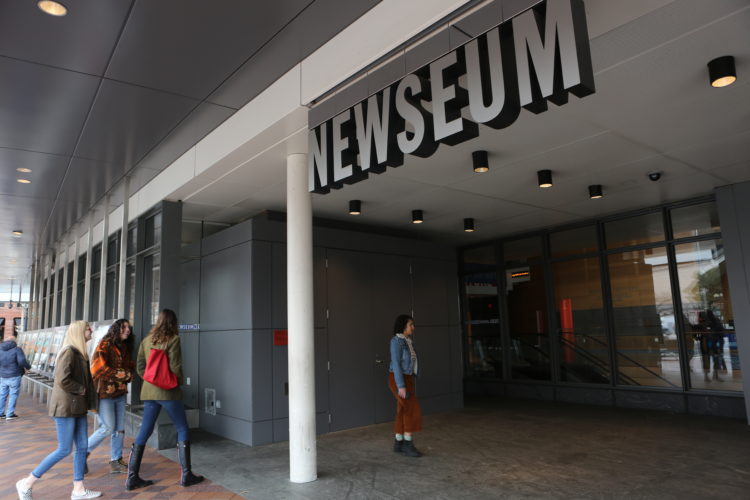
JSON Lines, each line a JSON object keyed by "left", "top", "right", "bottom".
{"left": 675, "top": 240, "right": 742, "bottom": 392}
{"left": 605, "top": 212, "right": 664, "bottom": 249}
{"left": 609, "top": 246, "right": 681, "bottom": 388}
{"left": 463, "top": 273, "right": 501, "bottom": 378}
{"left": 505, "top": 237, "right": 550, "bottom": 380}
{"left": 126, "top": 263, "right": 136, "bottom": 323}
{"left": 552, "top": 257, "right": 610, "bottom": 383}
{"left": 550, "top": 225, "right": 598, "bottom": 257}
{"left": 671, "top": 202, "right": 720, "bottom": 239}
{"left": 89, "top": 277, "right": 100, "bottom": 322}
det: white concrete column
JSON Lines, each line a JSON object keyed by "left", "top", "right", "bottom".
{"left": 82, "top": 216, "right": 94, "bottom": 322}
{"left": 117, "top": 177, "right": 130, "bottom": 318}
{"left": 286, "top": 153, "right": 317, "bottom": 483}
{"left": 70, "top": 229, "right": 80, "bottom": 321}
{"left": 61, "top": 240, "right": 70, "bottom": 325}
{"left": 98, "top": 198, "right": 110, "bottom": 321}
{"left": 50, "top": 245, "right": 60, "bottom": 327}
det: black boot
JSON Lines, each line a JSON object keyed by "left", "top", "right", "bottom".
{"left": 401, "top": 440, "right": 422, "bottom": 457}
{"left": 125, "top": 444, "right": 154, "bottom": 491}
{"left": 393, "top": 439, "right": 403, "bottom": 453}
{"left": 177, "top": 441, "right": 204, "bottom": 487}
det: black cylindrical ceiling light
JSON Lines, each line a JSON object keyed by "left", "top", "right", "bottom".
{"left": 588, "top": 184, "right": 603, "bottom": 199}
{"left": 537, "top": 169, "right": 553, "bottom": 188}
{"left": 472, "top": 150, "right": 489, "bottom": 173}
{"left": 412, "top": 210, "right": 424, "bottom": 224}
{"left": 348, "top": 199, "right": 361, "bottom": 215}
{"left": 464, "top": 218, "right": 475, "bottom": 232}
{"left": 708, "top": 56, "right": 736, "bottom": 88}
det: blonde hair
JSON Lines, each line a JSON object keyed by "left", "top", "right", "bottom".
{"left": 62, "top": 320, "right": 91, "bottom": 360}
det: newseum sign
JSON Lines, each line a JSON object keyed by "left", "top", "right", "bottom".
{"left": 309, "top": 0, "right": 595, "bottom": 193}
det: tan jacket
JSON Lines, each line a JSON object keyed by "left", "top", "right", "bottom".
{"left": 48, "top": 346, "right": 97, "bottom": 417}
{"left": 137, "top": 334, "right": 183, "bottom": 401}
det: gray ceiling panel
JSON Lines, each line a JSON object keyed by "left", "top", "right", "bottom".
{"left": 56, "top": 157, "right": 120, "bottom": 207}
{"left": 0, "top": 56, "right": 100, "bottom": 156}
{"left": 208, "top": 0, "right": 382, "bottom": 109}
{"left": 0, "top": 0, "right": 133, "bottom": 75}
{"left": 0, "top": 148, "right": 69, "bottom": 200}
{"left": 74, "top": 79, "right": 199, "bottom": 168}
{"left": 135, "top": 102, "right": 236, "bottom": 173}
{"left": 453, "top": 1, "right": 502, "bottom": 38}
{"left": 105, "top": 0, "right": 312, "bottom": 99}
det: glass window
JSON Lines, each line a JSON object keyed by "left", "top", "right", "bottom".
{"left": 552, "top": 257, "right": 610, "bottom": 383}
{"left": 550, "top": 225, "right": 598, "bottom": 258}
{"left": 107, "top": 233, "right": 120, "bottom": 267}
{"left": 127, "top": 226, "right": 136, "bottom": 256}
{"left": 145, "top": 213, "right": 162, "bottom": 249}
{"left": 66, "top": 262, "right": 74, "bottom": 287}
{"left": 77, "top": 255, "right": 87, "bottom": 282}
{"left": 671, "top": 202, "right": 720, "bottom": 239}
{"left": 605, "top": 212, "right": 664, "bottom": 249}
{"left": 105, "top": 269, "right": 118, "bottom": 320}
{"left": 504, "top": 237, "right": 550, "bottom": 380}
{"left": 76, "top": 282, "right": 85, "bottom": 321}
{"left": 675, "top": 240, "right": 741, "bottom": 392}
{"left": 463, "top": 244, "right": 496, "bottom": 272}
{"left": 463, "top": 272, "right": 501, "bottom": 378}
{"left": 91, "top": 245, "right": 102, "bottom": 275}
{"left": 125, "top": 263, "right": 136, "bottom": 323}
{"left": 609, "top": 246, "right": 681, "bottom": 388}
{"left": 89, "top": 277, "right": 100, "bottom": 322}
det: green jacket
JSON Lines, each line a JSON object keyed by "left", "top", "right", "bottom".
{"left": 137, "top": 334, "right": 183, "bottom": 401}
{"left": 49, "top": 346, "right": 97, "bottom": 417}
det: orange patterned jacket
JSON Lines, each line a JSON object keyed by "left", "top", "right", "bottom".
{"left": 90, "top": 339, "right": 135, "bottom": 399}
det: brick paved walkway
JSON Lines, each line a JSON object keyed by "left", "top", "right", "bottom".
{"left": 0, "top": 396, "right": 243, "bottom": 500}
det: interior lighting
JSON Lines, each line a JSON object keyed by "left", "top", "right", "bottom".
{"left": 472, "top": 151, "right": 489, "bottom": 173}
{"left": 12, "top": 230, "right": 23, "bottom": 237}
{"left": 412, "top": 210, "right": 424, "bottom": 224}
{"left": 16, "top": 167, "right": 32, "bottom": 173}
{"left": 38, "top": 1, "right": 67, "bottom": 16}
{"left": 708, "top": 56, "right": 736, "bottom": 88}
{"left": 588, "top": 184, "right": 603, "bottom": 199}
{"left": 348, "top": 200, "right": 361, "bottom": 215}
{"left": 511, "top": 271, "right": 530, "bottom": 278}
{"left": 16, "top": 178, "right": 31, "bottom": 184}
{"left": 463, "top": 218, "right": 475, "bottom": 232}
{"left": 537, "top": 169, "right": 553, "bottom": 188}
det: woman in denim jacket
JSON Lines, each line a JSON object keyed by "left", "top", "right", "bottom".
{"left": 388, "top": 314, "right": 422, "bottom": 457}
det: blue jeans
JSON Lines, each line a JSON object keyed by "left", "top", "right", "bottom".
{"left": 0, "top": 375, "right": 22, "bottom": 416}
{"left": 32, "top": 416, "right": 88, "bottom": 481}
{"left": 87, "top": 394, "right": 126, "bottom": 460}
{"left": 135, "top": 400, "right": 189, "bottom": 446}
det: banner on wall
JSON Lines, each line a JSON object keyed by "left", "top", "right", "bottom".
{"left": 309, "top": 0, "right": 595, "bottom": 193}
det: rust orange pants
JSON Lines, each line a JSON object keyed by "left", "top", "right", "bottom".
{"left": 388, "top": 372, "right": 422, "bottom": 434}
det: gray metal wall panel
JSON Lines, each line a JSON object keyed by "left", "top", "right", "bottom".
{"left": 366, "top": 54, "right": 406, "bottom": 97}
{"left": 715, "top": 183, "right": 750, "bottom": 423}
{"left": 252, "top": 329, "right": 273, "bottom": 422}
{"left": 449, "top": 323, "right": 464, "bottom": 394}
{"left": 404, "top": 29, "right": 451, "bottom": 74}
{"left": 251, "top": 241, "right": 273, "bottom": 329}
{"left": 180, "top": 331, "right": 200, "bottom": 410}
{"left": 500, "top": 0, "right": 542, "bottom": 20}
{"left": 453, "top": 0, "right": 503, "bottom": 38}
{"left": 179, "top": 258, "right": 201, "bottom": 326}
{"left": 199, "top": 330, "right": 252, "bottom": 421}
{"left": 251, "top": 421, "right": 273, "bottom": 446}
{"left": 201, "top": 219, "right": 253, "bottom": 257}
{"left": 199, "top": 242, "right": 252, "bottom": 331}
{"left": 159, "top": 201, "right": 183, "bottom": 313}
{"left": 199, "top": 412, "right": 252, "bottom": 447}
{"left": 687, "top": 394, "right": 747, "bottom": 419}
{"left": 414, "top": 326, "right": 453, "bottom": 398}
{"left": 412, "top": 258, "right": 456, "bottom": 327}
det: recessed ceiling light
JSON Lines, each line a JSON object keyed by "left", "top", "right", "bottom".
{"left": 16, "top": 167, "right": 32, "bottom": 173}
{"left": 412, "top": 210, "right": 424, "bottom": 224}
{"left": 708, "top": 56, "right": 736, "bottom": 88}
{"left": 348, "top": 200, "right": 362, "bottom": 215}
{"left": 464, "top": 218, "right": 475, "bottom": 232}
{"left": 38, "top": 1, "right": 67, "bottom": 16}
{"left": 17, "top": 178, "right": 31, "bottom": 184}
{"left": 537, "top": 170, "right": 553, "bottom": 188}
{"left": 12, "top": 230, "right": 23, "bottom": 237}
{"left": 9, "top": 259, "right": 17, "bottom": 264}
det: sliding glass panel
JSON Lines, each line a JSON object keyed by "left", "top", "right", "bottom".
{"left": 675, "top": 240, "right": 742, "bottom": 392}
{"left": 505, "top": 237, "right": 550, "bottom": 380}
{"left": 552, "top": 257, "right": 610, "bottom": 383}
{"left": 609, "top": 247, "right": 681, "bottom": 388}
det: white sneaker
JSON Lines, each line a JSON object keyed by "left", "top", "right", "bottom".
{"left": 70, "top": 489, "right": 102, "bottom": 500}
{"left": 16, "top": 479, "right": 32, "bottom": 500}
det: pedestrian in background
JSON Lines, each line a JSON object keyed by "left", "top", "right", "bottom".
{"left": 0, "top": 330, "right": 31, "bottom": 420}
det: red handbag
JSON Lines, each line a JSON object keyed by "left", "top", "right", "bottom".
{"left": 143, "top": 348, "right": 178, "bottom": 390}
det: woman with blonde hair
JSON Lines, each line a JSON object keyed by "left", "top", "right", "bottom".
{"left": 16, "top": 320, "right": 101, "bottom": 500}
{"left": 126, "top": 309, "right": 203, "bottom": 491}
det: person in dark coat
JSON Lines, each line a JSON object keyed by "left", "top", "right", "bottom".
{"left": 0, "top": 331, "right": 31, "bottom": 420}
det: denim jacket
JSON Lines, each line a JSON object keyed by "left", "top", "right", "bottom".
{"left": 389, "top": 335, "right": 417, "bottom": 389}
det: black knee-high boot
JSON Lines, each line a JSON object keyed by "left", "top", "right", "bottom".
{"left": 177, "top": 441, "right": 204, "bottom": 487}
{"left": 125, "top": 443, "right": 154, "bottom": 491}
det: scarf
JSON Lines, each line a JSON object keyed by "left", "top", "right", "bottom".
{"left": 395, "top": 334, "right": 418, "bottom": 376}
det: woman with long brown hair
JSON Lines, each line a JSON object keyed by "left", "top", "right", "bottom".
{"left": 389, "top": 314, "right": 423, "bottom": 457}
{"left": 126, "top": 309, "right": 203, "bottom": 491}
{"left": 85, "top": 319, "right": 135, "bottom": 474}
